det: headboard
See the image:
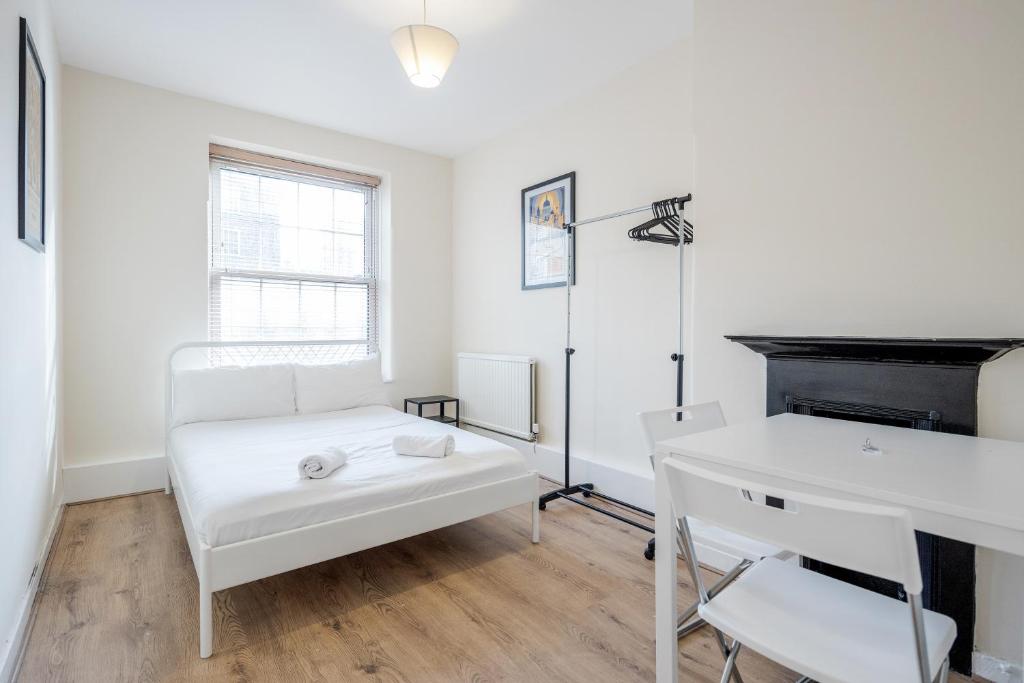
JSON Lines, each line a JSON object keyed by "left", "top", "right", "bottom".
{"left": 165, "top": 339, "right": 375, "bottom": 448}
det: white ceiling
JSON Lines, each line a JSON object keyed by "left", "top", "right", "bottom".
{"left": 50, "top": 0, "right": 690, "bottom": 157}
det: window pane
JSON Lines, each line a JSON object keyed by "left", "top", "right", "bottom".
{"left": 261, "top": 281, "right": 301, "bottom": 339}
{"left": 217, "top": 277, "right": 260, "bottom": 340}
{"left": 221, "top": 170, "right": 259, "bottom": 220}
{"left": 270, "top": 225, "right": 297, "bottom": 272}
{"left": 334, "top": 188, "right": 365, "bottom": 234}
{"left": 336, "top": 284, "right": 368, "bottom": 339}
{"left": 298, "top": 225, "right": 333, "bottom": 274}
{"left": 300, "top": 281, "right": 337, "bottom": 339}
{"left": 298, "top": 183, "right": 333, "bottom": 232}
{"left": 218, "top": 170, "right": 261, "bottom": 271}
{"left": 261, "top": 176, "right": 298, "bottom": 229}
{"left": 334, "top": 232, "right": 364, "bottom": 277}
{"left": 212, "top": 276, "right": 369, "bottom": 342}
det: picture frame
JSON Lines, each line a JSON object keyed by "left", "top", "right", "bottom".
{"left": 18, "top": 17, "right": 46, "bottom": 253}
{"left": 521, "top": 172, "right": 575, "bottom": 290}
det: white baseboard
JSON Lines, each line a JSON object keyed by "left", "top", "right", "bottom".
{"left": 462, "top": 426, "right": 740, "bottom": 572}
{"left": 974, "top": 652, "right": 1023, "bottom": 683}
{"left": 63, "top": 455, "right": 166, "bottom": 503}
{"left": 1, "top": 502, "right": 64, "bottom": 683}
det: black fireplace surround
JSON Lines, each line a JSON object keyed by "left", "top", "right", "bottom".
{"left": 728, "top": 336, "right": 1024, "bottom": 675}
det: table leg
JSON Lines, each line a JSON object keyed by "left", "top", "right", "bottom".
{"left": 455, "top": 400, "right": 460, "bottom": 427}
{"left": 655, "top": 452, "right": 679, "bottom": 682}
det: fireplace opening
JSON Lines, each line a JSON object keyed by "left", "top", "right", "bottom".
{"left": 786, "top": 395, "right": 943, "bottom": 431}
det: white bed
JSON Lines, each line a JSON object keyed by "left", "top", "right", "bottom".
{"left": 165, "top": 341, "right": 539, "bottom": 658}
{"left": 170, "top": 405, "right": 530, "bottom": 547}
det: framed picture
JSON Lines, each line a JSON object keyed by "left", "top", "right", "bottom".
{"left": 18, "top": 17, "right": 46, "bottom": 253}
{"left": 521, "top": 172, "right": 575, "bottom": 290}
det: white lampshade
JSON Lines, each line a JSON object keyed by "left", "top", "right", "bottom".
{"left": 390, "top": 24, "right": 459, "bottom": 88}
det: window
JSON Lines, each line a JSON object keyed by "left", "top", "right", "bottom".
{"left": 208, "top": 146, "right": 380, "bottom": 355}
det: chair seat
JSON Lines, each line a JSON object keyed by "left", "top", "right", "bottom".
{"left": 688, "top": 517, "right": 790, "bottom": 562}
{"left": 698, "top": 557, "right": 956, "bottom": 683}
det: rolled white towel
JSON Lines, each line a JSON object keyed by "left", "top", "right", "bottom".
{"left": 298, "top": 447, "right": 349, "bottom": 479}
{"left": 393, "top": 434, "right": 455, "bottom": 459}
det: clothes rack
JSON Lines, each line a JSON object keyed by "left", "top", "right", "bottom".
{"left": 538, "top": 194, "right": 693, "bottom": 543}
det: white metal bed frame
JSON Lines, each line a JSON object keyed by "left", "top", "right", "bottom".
{"left": 165, "top": 339, "right": 540, "bottom": 658}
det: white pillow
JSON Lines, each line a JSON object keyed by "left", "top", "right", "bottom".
{"left": 294, "top": 355, "right": 389, "bottom": 414}
{"left": 171, "top": 364, "right": 296, "bottom": 428}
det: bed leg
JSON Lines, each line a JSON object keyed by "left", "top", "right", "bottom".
{"left": 165, "top": 467, "right": 172, "bottom": 495}
{"left": 199, "top": 548, "right": 213, "bottom": 658}
{"left": 531, "top": 492, "right": 541, "bottom": 543}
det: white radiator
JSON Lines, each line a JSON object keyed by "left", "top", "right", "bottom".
{"left": 456, "top": 353, "right": 536, "bottom": 441}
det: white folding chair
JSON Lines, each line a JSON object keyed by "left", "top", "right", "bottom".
{"left": 659, "top": 456, "right": 956, "bottom": 683}
{"left": 638, "top": 403, "right": 791, "bottom": 647}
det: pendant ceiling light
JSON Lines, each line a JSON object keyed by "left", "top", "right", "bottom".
{"left": 390, "top": 0, "right": 459, "bottom": 88}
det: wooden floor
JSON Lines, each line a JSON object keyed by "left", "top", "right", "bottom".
{"left": 18, "top": 484, "right": 973, "bottom": 683}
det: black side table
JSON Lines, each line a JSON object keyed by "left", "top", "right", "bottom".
{"left": 404, "top": 395, "right": 460, "bottom": 427}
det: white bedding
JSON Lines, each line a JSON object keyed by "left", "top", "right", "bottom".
{"left": 169, "top": 406, "right": 529, "bottom": 547}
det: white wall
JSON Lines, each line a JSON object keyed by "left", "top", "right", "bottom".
{"left": 691, "top": 0, "right": 1024, "bottom": 668}
{"left": 61, "top": 68, "right": 453, "bottom": 477}
{"left": 453, "top": 41, "right": 693, "bottom": 481}
{"left": 0, "top": 0, "right": 63, "bottom": 676}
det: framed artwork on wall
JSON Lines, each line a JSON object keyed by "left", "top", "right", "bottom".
{"left": 18, "top": 16, "right": 46, "bottom": 253}
{"left": 521, "top": 172, "right": 574, "bottom": 290}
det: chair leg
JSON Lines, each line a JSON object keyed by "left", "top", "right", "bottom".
{"left": 936, "top": 658, "right": 949, "bottom": 683}
{"left": 713, "top": 630, "right": 745, "bottom": 683}
{"left": 676, "top": 520, "right": 745, "bottom": 683}
{"left": 677, "top": 615, "right": 707, "bottom": 639}
{"left": 719, "top": 641, "right": 742, "bottom": 683}
{"left": 678, "top": 598, "right": 700, "bottom": 628}
{"left": 677, "top": 560, "right": 753, "bottom": 639}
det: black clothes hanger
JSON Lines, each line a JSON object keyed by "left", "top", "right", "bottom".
{"left": 627, "top": 198, "right": 692, "bottom": 245}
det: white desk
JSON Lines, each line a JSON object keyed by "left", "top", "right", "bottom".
{"left": 654, "top": 413, "right": 1024, "bottom": 682}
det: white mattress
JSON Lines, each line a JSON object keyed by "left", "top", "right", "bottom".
{"left": 169, "top": 406, "right": 529, "bottom": 547}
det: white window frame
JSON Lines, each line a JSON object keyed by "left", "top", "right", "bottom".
{"left": 207, "top": 153, "right": 380, "bottom": 351}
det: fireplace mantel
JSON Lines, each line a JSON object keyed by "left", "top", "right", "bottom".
{"left": 726, "top": 335, "right": 1024, "bottom": 367}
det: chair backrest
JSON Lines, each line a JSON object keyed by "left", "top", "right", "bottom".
{"left": 659, "top": 456, "right": 923, "bottom": 595}
{"left": 637, "top": 402, "right": 726, "bottom": 457}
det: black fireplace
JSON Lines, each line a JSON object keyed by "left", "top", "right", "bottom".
{"left": 727, "top": 336, "right": 1024, "bottom": 675}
